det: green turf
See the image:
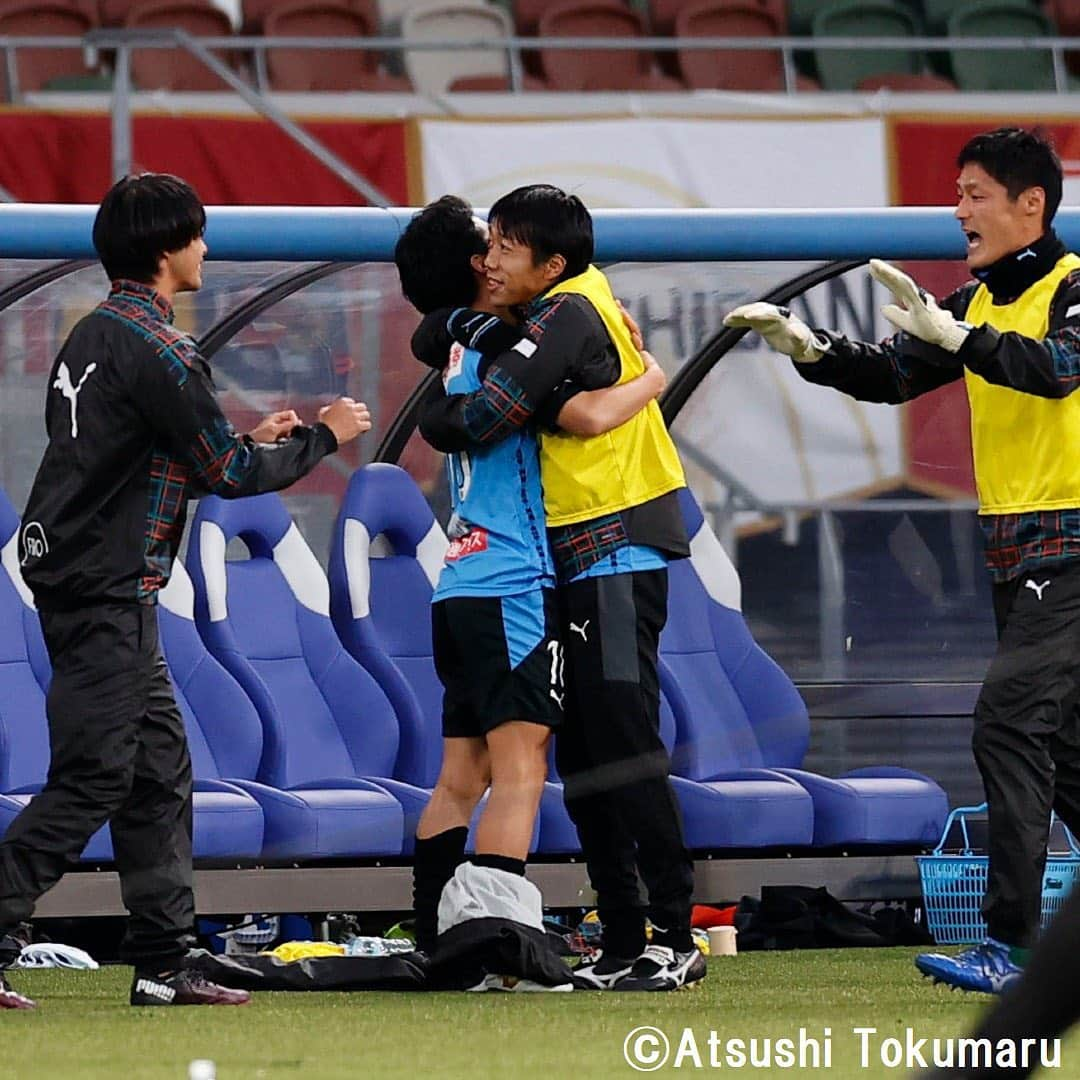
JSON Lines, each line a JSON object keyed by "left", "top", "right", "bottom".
{"left": 5, "top": 950, "right": 1077, "bottom": 1078}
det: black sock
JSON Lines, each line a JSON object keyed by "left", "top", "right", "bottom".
{"left": 412, "top": 826, "right": 468, "bottom": 953}
{"left": 599, "top": 907, "right": 648, "bottom": 959}
{"left": 650, "top": 923, "right": 694, "bottom": 954}
{"left": 471, "top": 853, "right": 526, "bottom": 877}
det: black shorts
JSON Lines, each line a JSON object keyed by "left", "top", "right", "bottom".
{"left": 432, "top": 589, "right": 563, "bottom": 739}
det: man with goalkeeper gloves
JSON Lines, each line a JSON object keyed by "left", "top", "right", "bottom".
{"left": 726, "top": 127, "right": 1080, "bottom": 997}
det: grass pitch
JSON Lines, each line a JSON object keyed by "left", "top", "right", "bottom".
{"left": 6, "top": 948, "right": 1076, "bottom": 1079}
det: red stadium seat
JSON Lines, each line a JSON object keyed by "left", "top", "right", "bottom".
{"left": 126, "top": 0, "right": 237, "bottom": 90}
{"left": 515, "top": 0, "right": 634, "bottom": 35}
{"left": 676, "top": 0, "right": 808, "bottom": 90}
{"left": 241, "top": 0, "right": 373, "bottom": 32}
{"left": 0, "top": 1, "right": 95, "bottom": 97}
{"left": 538, "top": 0, "right": 684, "bottom": 90}
{"left": 650, "top": 0, "right": 785, "bottom": 34}
{"left": 263, "top": 0, "right": 411, "bottom": 90}
{"left": 1045, "top": 0, "right": 1080, "bottom": 75}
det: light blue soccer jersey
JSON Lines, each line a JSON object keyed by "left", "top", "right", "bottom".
{"left": 432, "top": 341, "right": 555, "bottom": 602}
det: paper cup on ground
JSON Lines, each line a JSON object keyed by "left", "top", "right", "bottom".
{"left": 708, "top": 926, "right": 737, "bottom": 956}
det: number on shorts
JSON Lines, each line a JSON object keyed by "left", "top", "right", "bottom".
{"left": 546, "top": 639, "right": 564, "bottom": 692}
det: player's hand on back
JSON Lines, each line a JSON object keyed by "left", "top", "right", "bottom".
{"left": 617, "top": 299, "right": 644, "bottom": 351}
{"left": 641, "top": 350, "right": 666, "bottom": 398}
{"left": 318, "top": 398, "right": 372, "bottom": 445}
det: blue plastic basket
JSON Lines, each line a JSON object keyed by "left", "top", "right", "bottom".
{"left": 916, "top": 803, "right": 1080, "bottom": 945}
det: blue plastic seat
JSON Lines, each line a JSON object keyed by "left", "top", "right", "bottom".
{"left": 188, "top": 491, "right": 417, "bottom": 859}
{"left": 158, "top": 563, "right": 268, "bottom": 861}
{"left": 0, "top": 490, "right": 263, "bottom": 862}
{"left": 0, "top": 489, "right": 113, "bottom": 860}
{"left": 328, "top": 463, "right": 560, "bottom": 852}
{"left": 662, "top": 490, "right": 948, "bottom": 847}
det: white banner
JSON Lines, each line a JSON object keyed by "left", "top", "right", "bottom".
{"left": 418, "top": 117, "right": 887, "bottom": 208}
{"left": 604, "top": 263, "right": 904, "bottom": 519}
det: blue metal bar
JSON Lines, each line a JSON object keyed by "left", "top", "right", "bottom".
{"left": 6, "top": 205, "right": 1080, "bottom": 262}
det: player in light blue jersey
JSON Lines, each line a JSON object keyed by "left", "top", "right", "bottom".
{"left": 395, "top": 196, "right": 665, "bottom": 956}
{"left": 431, "top": 335, "right": 554, "bottom": 602}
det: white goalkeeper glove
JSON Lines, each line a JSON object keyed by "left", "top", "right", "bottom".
{"left": 723, "top": 302, "right": 830, "bottom": 364}
{"left": 869, "top": 259, "right": 971, "bottom": 354}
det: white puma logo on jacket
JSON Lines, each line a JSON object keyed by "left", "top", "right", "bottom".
{"left": 53, "top": 361, "right": 97, "bottom": 439}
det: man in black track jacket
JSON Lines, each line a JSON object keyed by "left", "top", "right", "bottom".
{"left": 0, "top": 174, "right": 371, "bottom": 1010}
{"left": 727, "top": 127, "right": 1080, "bottom": 999}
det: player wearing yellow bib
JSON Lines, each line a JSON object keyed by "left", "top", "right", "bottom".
{"left": 727, "top": 127, "right": 1080, "bottom": 997}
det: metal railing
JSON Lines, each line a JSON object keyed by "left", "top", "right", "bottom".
{"left": 3, "top": 28, "right": 1074, "bottom": 194}
{"left": 3, "top": 29, "right": 1078, "bottom": 97}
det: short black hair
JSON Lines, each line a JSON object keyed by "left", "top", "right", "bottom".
{"left": 92, "top": 173, "right": 206, "bottom": 284}
{"left": 394, "top": 195, "right": 486, "bottom": 314}
{"left": 957, "top": 127, "right": 1063, "bottom": 229}
{"left": 488, "top": 184, "right": 593, "bottom": 282}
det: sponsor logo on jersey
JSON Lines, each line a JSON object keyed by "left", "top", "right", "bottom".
{"left": 445, "top": 527, "right": 489, "bottom": 561}
{"left": 444, "top": 342, "right": 466, "bottom": 386}
{"left": 20, "top": 521, "right": 48, "bottom": 565}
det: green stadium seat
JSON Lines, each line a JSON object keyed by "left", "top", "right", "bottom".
{"left": 812, "top": 0, "right": 922, "bottom": 91}
{"left": 787, "top": 0, "right": 837, "bottom": 35}
{"left": 920, "top": 0, "right": 976, "bottom": 34}
{"left": 947, "top": 0, "right": 1056, "bottom": 90}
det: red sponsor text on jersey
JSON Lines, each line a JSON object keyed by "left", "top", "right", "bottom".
{"left": 445, "top": 527, "right": 489, "bottom": 561}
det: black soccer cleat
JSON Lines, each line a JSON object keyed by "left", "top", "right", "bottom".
{"left": 572, "top": 951, "right": 636, "bottom": 990}
{"left": 130, "top": 968, "right": 251, "bottom": 1007}
{"left": 615, "top": 944, "right": 707, "bottom": 992}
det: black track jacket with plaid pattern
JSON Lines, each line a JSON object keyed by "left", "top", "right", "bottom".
{"left": 20, "top": 280, "right": 338, "bottom": 609}
{"left": 793, "top": 233, "right": 1080, "bottom": 583}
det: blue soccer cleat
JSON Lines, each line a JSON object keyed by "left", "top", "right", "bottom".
{"left": 915, "top": 937, "right": 1024, "bottom": 994}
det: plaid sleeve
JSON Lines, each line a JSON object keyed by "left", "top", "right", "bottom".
{"left": 798, "top": 330, "right": 962, "bottom": 403}
{"left": 461, "top": 363, "right": 536, "bottom": 443}
{"left": 137, "top": 338, "right": 335, "bottom": 497}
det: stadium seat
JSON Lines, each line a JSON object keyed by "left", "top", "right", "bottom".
{"left": 0, "top": 489, "right": 112, "bottom": 861}
{"left": 327, "top": 464, "right": 562, "bottom": 851}
{"left": 126, "top": 0, "right": 237, "bottom": 91}
{"left": 537, "top": 0, "right": 685, "bottom": 90}
{"left": 0, "top": 491, "right": 264, "bottom": 863}
{"left": 241, "top": 0, "right": 375, "bottom": 31}
{"left": 661, "top": 489, "right": 949, "bottom": 848}
{"left": 675, "top": 1, "right": 811, "bottom": 91}
{"left": 402, "top": 2, "right": 515, "bottom": 95}
{"left": 856, "top": 71, "right": 956, "bottom": 90}
{"left": 650, "top": 0, "right": 785, "bottom": 34}
{"left": 919, "top": 0, "right": 982, "bottom": 34}
{"left": 514, "top": 0, "right": 580, "bottom": 35}
{"left": 376, "top": 0, "right": 448, "bottom": 31}
{"left": 786, "top": 0, "right": 837, "bottom": 34}
{"left": 187, "top": 492, "right": 418, "bottom": 858}
{"left": 1045, "top": 0, "right": 1080, "bottom": 75}
{"left": 263, "top": 0, "right": 412, "bottom": 90}
{"left": 811, "top": 0, "right": 922, "bottom": 91}
{"left": 947, "top": 1, "right": 1056, "bottom": 91}
{"left": 0, "top": 2, "right": 95, "bottom": 98}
